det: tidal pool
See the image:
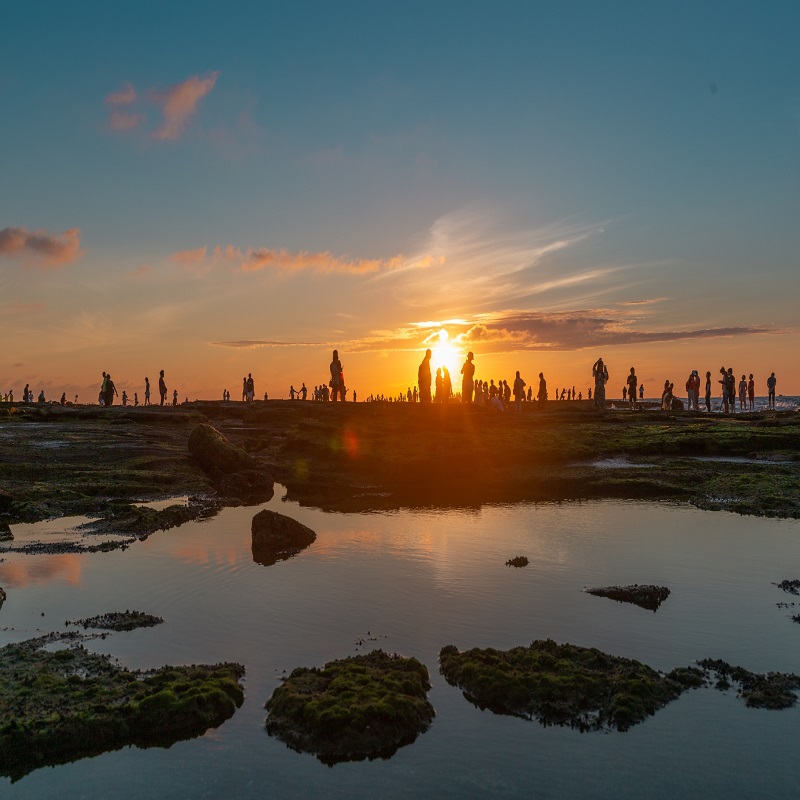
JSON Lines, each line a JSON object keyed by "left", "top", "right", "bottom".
{"left": 1, "top": 489, "right": 799, "bottom": 799}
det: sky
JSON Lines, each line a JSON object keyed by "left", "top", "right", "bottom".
{"left": 2, "top": 1, "right": 798, "bottom": 401}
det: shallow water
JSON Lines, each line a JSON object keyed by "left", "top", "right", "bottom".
{"left": 1, "top": 491, "right": 799, "bottom": 799}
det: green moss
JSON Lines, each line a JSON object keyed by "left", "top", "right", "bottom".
{"left": 0, "top": 635, "right": 244, "bottom": 781}
{"left": 696, "top": 658, "right": 800, "bottom": 709}
{"left": 265, "top": 649, "right": 434, "bottom": 764}
{"left": 439, "top": 640, "right": 686, "bottom": 732}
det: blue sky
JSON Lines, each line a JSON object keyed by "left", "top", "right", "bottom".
{"left": 1, "top": 1, "right": 798, "bottom": 398}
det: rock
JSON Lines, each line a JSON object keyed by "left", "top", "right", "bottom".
{"left": 0, "top": 634, "right": 245, "bottom": 781}
{"left": 218, "top": 470, "right": 274, "bottom": 503}
{"left": 0, "top": 588, "right": 5, "bottom": 610}
{"left": 265, "top": 650, "right": 434, "bottom": 764}
{"left": 585, "top": 584, "right": 670, "bottom": 612}
{"left": 65, "top": 610, "right": 164, "bottom": 632}
{"left": 696, "top": 658, "right": 800, "bottom": 709}
{"left": 0, "top": 521, "right": 12, "bottom": 542}
{"left": 188, "top": 423, "right": 256, "bottom": 475}
{"left": 0, "top": 492, "right": 12, "bottom": 513}
{"left": 440, "top": 639, "right": 686, "bottom": 732}
{"left": 251, "top": 510, "right": 316, "bottom": 566}
{"left": 506, "top": 556, "right": 529, "bottom": 568}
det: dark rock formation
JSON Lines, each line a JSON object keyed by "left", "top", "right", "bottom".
{"left": 774, "top": 579, "right": 800, "bottom": 596}
{"left": 188, "top": 423, "right": 256, "bottom": 475}
{"left": 265, "top": 649, "right": 434, "bottom": 764}
{"left": 506, "top": 556, "right": 529, "bottom": 568}
{"left": 0, "top": 492, "right": 12, "bottom": 514}
{"left": 0, "top": 521, "right": 11, "bottom": 542}
{"left": 251, "top": 510, "right": 316, "bottom": 566}
{"left": 65, "top": 610, "right": 164, "bottom": 632}
{"left": 0, "top": 588, "right": 5, "bottom": 611}
{"left": 585, "top": 584, "right": 670, "bottom": 612}
{"left": 440, "top": 639, "right": 686, "bottom": 732}
{"left": 218, "top": 470, "right": 274, "bottom": 503}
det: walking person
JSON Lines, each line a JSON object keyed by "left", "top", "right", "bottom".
{"left": 144, "top": 377, "right": 151, "bottom": 406}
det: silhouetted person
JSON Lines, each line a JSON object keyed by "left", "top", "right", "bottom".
{"left": 419, "top": 349, "right": 432, "bottom": 403}
{"left": 461, "top": 351, "right": 475, "bottom": 403}
{"left": 626, "top": 368, "right": 637, "bottom": 409}
{"left": 513, "top": 371, "right": 526, "bottom": 411}
{"left": 767, "top": 372, "right": 777, "bottom": 410}
{"left": 330, "top": 349, "right": 345, "bottom": 402}
{"left": 592, "top": 358, "right": 608, "bottom": 410}
{"left": 443, "top": 367, "right": 452, "bottom": 402}
{"left": 747, "top": 374, "right": 755, "bottom": 411}
{"left": 704, "top": 372, "right": 712, "bottom": 412}
{"left": 434, "top": 367, "right": 443, "bottom": 402}
{"left": 301, "top": 383, "right": 307, "bottom": 400}
{"left": 537, "top": 372, "right": 547, "bottom": 408}
{"left": 144, "top": 377, "right": 151, "bottom": 406}
{"left": 104, "top": 373, "right": 118, "bottom": 406}
{"left": 159, "top": 370, "right": 167, "bottom": 406}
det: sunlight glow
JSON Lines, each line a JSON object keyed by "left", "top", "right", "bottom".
{"left": 431, "top": 328, "right": 462, "bottom": 383}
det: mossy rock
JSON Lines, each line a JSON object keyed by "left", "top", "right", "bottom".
{"left": 585, "top": 584, "right": 670, "bottom": 612}
{"left": 696, "top": 658, "right": 800, "bottom": 709}
{"left": 265, "top": 649, "right": 434, "bottom": 764}
{"left": 188, "top": 423, "right": 256, "bottom": 475}
{"left": 439, "top": 639, "right": 685, "bottom": 732}
{"left": 0, "top": 635, "right": 245, "bottom": 781}
{"left": 0, "top": 588, "right": 5, "bottom": 610}
{"left": 251, "top": 510, "right": 316, "bottom": 566}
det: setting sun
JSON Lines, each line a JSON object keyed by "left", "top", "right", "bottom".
{"left": 431, "top": 329, "right": 462, "bottom": 382}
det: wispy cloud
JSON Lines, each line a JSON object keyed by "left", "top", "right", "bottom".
{"left": 152, "top": 72, "right": 219, "bottom": 141}
{"left": 211, "top": 339, "right": 325, "bottom": 349}
{"left": 105, "top": 72, "right": 219, "bottom": 141}
{"left": 0, "top": 227, "right": 83, "bottom": 267}
{"left": 346, "top": 310, "right": 777, "bottom": 355}
{"left": 170, "top": 243, "right": 441, "bottom": 275}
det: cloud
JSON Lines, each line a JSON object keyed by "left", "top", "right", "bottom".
{"left": 105, "top": 83, "right": 144, "bottom": 132}
{"left": 169, "top": 243, "right": 440, "bottom": 275}
{"left": 346, "top": 310, "right": 777, "bottom": 355}
{"left": 106, "top": 83, "right": 137, "bottom": 105}
{"left": 6, "top": 301, "right": 44, "bottom": 314}
{"left": 211, "top": 339, "right": 325, "bottom": 349}
{"left": 152, "top": 72, "right": 220, "bottom": 141}
{"left": 0, "top": 227, "right": 83, "bottom": 267}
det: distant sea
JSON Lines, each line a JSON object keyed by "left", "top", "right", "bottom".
{"left": 611, "top": 395, "right": 800, "bottom": 413}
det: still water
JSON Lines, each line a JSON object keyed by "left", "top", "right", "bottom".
{"left": 1, "top": 490, "right": 799, "bottom": 799}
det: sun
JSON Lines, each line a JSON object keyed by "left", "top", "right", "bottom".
{"left": 430, "top": 329, "right": 462, "bottom": 382}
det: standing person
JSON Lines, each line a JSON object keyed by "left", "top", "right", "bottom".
{"left": 626, "top": 368, "right": 638, "bottom": 409}
{"left": 23, "top": 383, "right": 30, "bottom": 403}
{"left": 434, "top": 368, "right": 443, "bottom": 403}
{"left": 767, "top": 372, "right": 777, "bottom": 410}
{"left": 513, "top": 371, "right": 526, "bottom": 412}
{"left": 704, "top": 371, "right": 712, "bottom": 412}
{"left": 329, "top": 349, "right": 345, "bottom": 402}
{"left": 442, "top": 367, "right": 452, "bottom": 403}
{"left": 726, "top": 368, "right": 736, "bottom": 414}
{"left": 246, "top": 373, "right": 255, "bottom": 402}
{"left": 537, "top": 372, "right": 547, "bottom": 408}
{"left": 460, "top": 352, "right": 475, "bottom": 404}
{"left": 172, "top": 389, "right": 178, "bottom": 406}
{"left": 158, "top": 370, "right": 167, "bottom": 406}
{"left": 242, "top": 377, "right": 247, "bottom": 402}
{"left": 685, "top": 371, "right": 697, "bottom": 411}
{"left": 639, "top": 384, "right": 644, "bottom": 401}
{"left": 747, "top": 374, "right": 755, "bottom": 411}
{"left": 144, "top": 377, "right": 151, "bottom": 406}
{"left": 592, "top": 358, "right": 609, "bottom": 410}
{"left": 121, "top": 390, "right": 128, "bottom": 407}
{"left": 718, "top": 367, "right": 729, "bottom": 413}
{"left": 738, "top": 375, "right": 747, "bottom": 412}
{"left": 104, "top": 373, "right": 118, "bottom": 406}
{"left": 418, "top": 349, "right": 433, "bottom": 403}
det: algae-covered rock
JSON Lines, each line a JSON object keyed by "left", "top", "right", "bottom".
{"left": 696, "top": 658, "right": 800, "bottom": 709}
{"left": 585, "top": 584, "right": 670, "bottom": 612}
{"left": 439, "top": 639, "right": 685, "bottom": 732}
{"left": 188, "top": 423, "right": 256, "bottom": 475}
{"left": 218, "top": 469, "right": 274, "bottom": 503}
{"left": 65, "top": 610, "right": 164, "bottom": 631}
{"left": 0, "top": 635, "right": 245, "bottom": 781}
{"left": 251, "top": 510, "right": 316, "bottom": 566}
{"left": 265, "top": 649, "right": 434, "bottom": 764}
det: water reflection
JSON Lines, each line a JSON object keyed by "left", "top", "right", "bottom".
{"left": 1, "top": 494, "right": 799, "bottom": 798}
